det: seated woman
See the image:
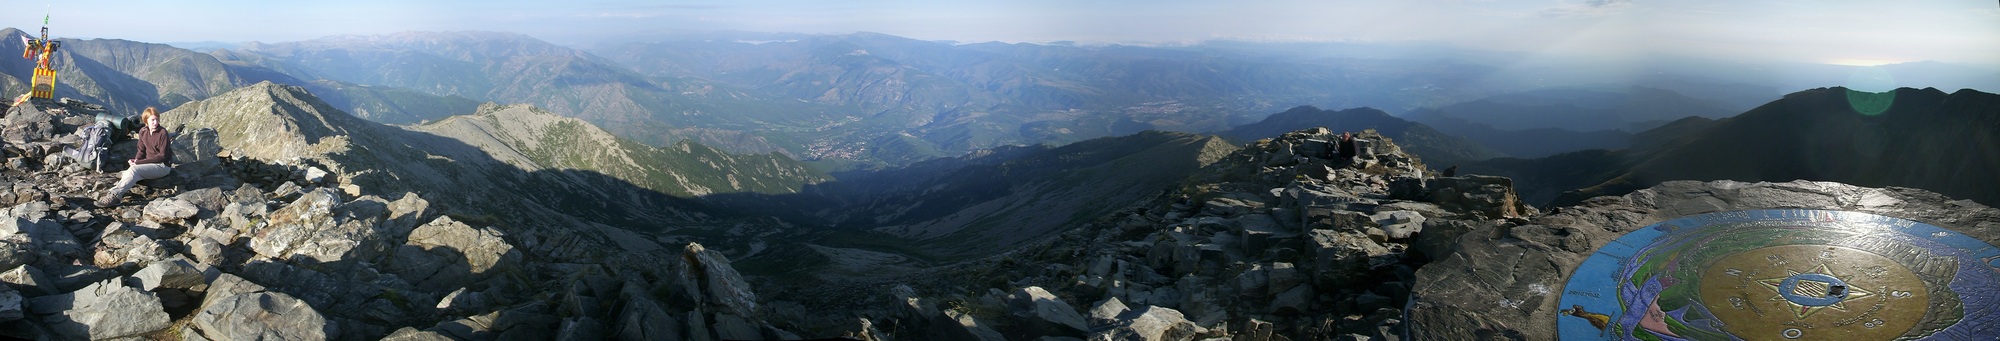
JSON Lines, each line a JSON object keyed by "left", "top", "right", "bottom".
{"left": 97, "top": 107, "right": 172, "bottom": 207}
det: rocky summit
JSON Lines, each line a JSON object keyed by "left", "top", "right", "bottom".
{"left": 760, "top": 128, "right": 1540, "bottom": 340}
{"left": 0, "top": 97, "right": 793, "bottom": 339}
{"left": 756, "top": 127, "right": 1998, "bottom": 340}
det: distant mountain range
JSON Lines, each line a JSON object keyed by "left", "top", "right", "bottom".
{"left": 162, "top": 82, "right": 829, "bottom": 227}
{"left": 1469, "top": 86, "right": 2000, "bottom": 208}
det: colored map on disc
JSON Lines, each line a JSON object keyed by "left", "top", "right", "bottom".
{"left": 1558, "top": 210, "right": 2000, "bottom": 340}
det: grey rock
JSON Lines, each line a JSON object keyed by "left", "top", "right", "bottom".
{"left": 46, "top": 266, "right": 118, "bottom": 294}
{"left": 1424, "top": 175, "right": 1532, "bottom": 219}
{"left": 1086, "top": 297, "right": 1129, "bottom": 327}
{"left": 0, "top": 242, "right": 32, "bottom": 276}
{"left": 0, "top": 285, "right": 20, "bottom": 322}
{"left": 387, "top": 216, "right": 521, "bottom": 291}
{"left": 929, "top": 309, "right": 1007, "bottom": 341}
{"left": 1269, "top": 284, "right": 1313, "bottom": 315}
{"left": 381, "top": 327, "right": 455, "bottom": 341}
{"left": 142, "top": 197, "right": 199, "bottom": 223}
{"left": 1008, "top": 286, "right": 1089, "bottom": 336}
{"left": 304, "top": 166, "right": 331, "bottom": 184}
{"left": 553, "top": 317, "right": 606, "bottom": 341}
{"left": 92, "top": 234, "right": 172, "bottom": 269}
{"left": 1233, "top": 263, "right": 1269, "bottom": 298}
{"left": 193, "top": 291, "right": 336, "bottom": 341}
{"left": 3, "top": 201, "right": 50, "bottom": 221}
{"left": 614, "top": 282, "right": 680, "bottom": 341}
{"left": 1092, "top": 305, "right": 1202, "bottom": 341}
{"left": 35, "top": 278, "right": 172, "bottom": 340}
{"left": 199, "top": 273, "right": 267, "bottom": 312}
{"left": 1372, "top": 210, "right": 1425, "bottom": 239}
{"left": 1308, "top": 230, "right": 1393, "bottom": 289}
{"left": 189, "top": 236, "right": 226, "bottom": 265}
{"left": 435, "top": 287, "right": 488, "bottom": 313}
{"left": 1266, "top": 262, "right": 1299, "bottom": 296}
{"left": 4, "top": 218, "right": 79, "bottom": 261}
{"left": 382, "top": 192, "right": 434, "bottom": 239}
{"left": 249, "top": 188, "right": 392, "bottom": 266}
{"left": 0, "top": 265, "right": 55, "bottom": 297}
{"left": 1243, "top": 319, "right": 1274, "bottom": 341}
{"left": 685, "top": 243, "right": 757, "bottom": 317}
{"left": 714, "top": 312, "right": 764, "bottom": 340}
{"left": 170, "top": 127, "right": 223, "bottom": 165}
{"left": 130, "top": 259, "right": 205, "bottom": 291}
{"left": 171, "top": 187, "right": 230, "bottom": 219}
{"left": 2, "top": 103, "right": 54, "bottom": 145}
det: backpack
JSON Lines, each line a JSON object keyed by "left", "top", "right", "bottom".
{"left": 62, "top": 123, "right": 110, "bottom": 173}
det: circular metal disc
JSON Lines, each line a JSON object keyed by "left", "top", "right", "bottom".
{"left": 1557, "top": 210, "right": 2000, "bottom": 340}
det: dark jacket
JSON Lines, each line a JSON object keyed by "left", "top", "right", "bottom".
{"left": 131, "top": 127, "right": 172, "bottom": 165}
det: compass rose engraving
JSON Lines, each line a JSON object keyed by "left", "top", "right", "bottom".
{"left": 1753, "top": 263, "right": 1873, "bottom": 319}
{"left": 1560, "top": 210, "right": 2000, "bottom": 340}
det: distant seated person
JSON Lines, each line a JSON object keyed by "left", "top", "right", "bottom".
{"left": 97, "top": 107, "right": 172, "bottom": 207}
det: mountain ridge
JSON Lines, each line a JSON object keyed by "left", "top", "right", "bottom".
{"left": 1469, "top": 86, "right": 2000, "bottom": 208}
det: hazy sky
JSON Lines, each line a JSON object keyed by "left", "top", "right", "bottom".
{"left": 14, "top": 0, "right": 1999, "bottom": 65}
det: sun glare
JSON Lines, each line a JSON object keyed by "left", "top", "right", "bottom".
{"left": 1824, "top": 58, "right": 1904, "bottom": 67}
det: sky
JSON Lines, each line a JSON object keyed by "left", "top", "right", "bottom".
{"left": 11, "top": 0, "right": 1999, "bottom": 66}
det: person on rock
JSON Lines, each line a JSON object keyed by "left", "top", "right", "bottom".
{"left": 97, "top": 107, "right": 171, "bottom": 207}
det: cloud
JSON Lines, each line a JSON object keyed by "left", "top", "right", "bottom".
{"left": 1540, "top": 0, "right": 1634, "bottom": 17}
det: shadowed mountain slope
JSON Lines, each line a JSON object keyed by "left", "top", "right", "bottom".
{"left": 1471, "top": 87, "right": 2000, "bottom": 207}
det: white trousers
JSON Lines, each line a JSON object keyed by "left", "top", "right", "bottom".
{"left": 108, "top": 163, "right": 171, "bottom": 198}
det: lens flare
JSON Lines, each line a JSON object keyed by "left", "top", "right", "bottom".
{"left": 1844, "top": 66, "right": 1896, "bottom": 116}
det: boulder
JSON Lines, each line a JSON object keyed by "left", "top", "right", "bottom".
{"left": 1424, "top": 175, "right": 1531, "bottom": 219}
{"left": 1007, "top": 286, "right": 1089, "bottom": 336}
{"left": 249, "top": 188, "right": 391, "bottom": 266}
{"left": 199, "top": 273, "right": 267, "bottom": 312}
{"left": 1266, "top": 262, "right": 1299, "bottom": 296}
{"left": 1372, "top": 210, "right": 1426, "bottom": 240}
{"left": 0, "top": 241, "right": 31, "bottom": 275}
{"left": 4, "top": 218, "right": 80, "bottom": 262}
{"left": 1243, "top": 319, "right": 1275, "bottom": 341}
{"left": 1269, "top": 284, "right": 1313, "bottom": 315}
{"left": 142, "top": 197, "right": 199, "bottom": 223}
{"left": 685, "top": 243, "right": 757, "bottom": 317}
{"left": 130, "top": 259, "right": 204, "bottom": 291}
{"left": 614, "top": 282, "right": 680, "bottom": 341}
{"left": 713, "top": 313, "right": 764, "bottom": 340}
{"left": 3, "top": 201, "right": 50, "bottom": 221}
{"left": 189, "top": 236, "right": 226, "bottom": 265}
{"left": 192, "top": 291, "right": 337, "bottom": 341}
{"left": 0, "top": 285, "right": 20, "bottom": 322}
{"left": 554, "top": 317, "right": 607, "bottom": 341}
{"left": 386, "top": 216, "right": 521, "bottom": 291}
{"left": 0, "top": 265, "right": 55, "bottom": 296}
{"left": 434, "top": 287, "right": 487, "bottom": 313}
{"left": 1308, "top": 230, "right": 1394, "bottom": 289}
{"left": 1, "top": 104, "right": 54, "bottom": 145}
{"left": 1086, "top": 297, "right": 1129, "bottom": 327}
{"left": 171, "top": 187, "right": 231, "bottom": 219}
{"left": 381, "top": 327, "right": 455, "bottom": 341}
{"left": 32, "top": 278, "right": 172, "bottom": 340}
{"left": 928, "top": 309, "right": 1007, "bottom": 341}
{"left": 1091, "top": 305, "right": 1202, "bottom": 341}
{"left": 45, "top": 266, "right": 119, "bottom": 294}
